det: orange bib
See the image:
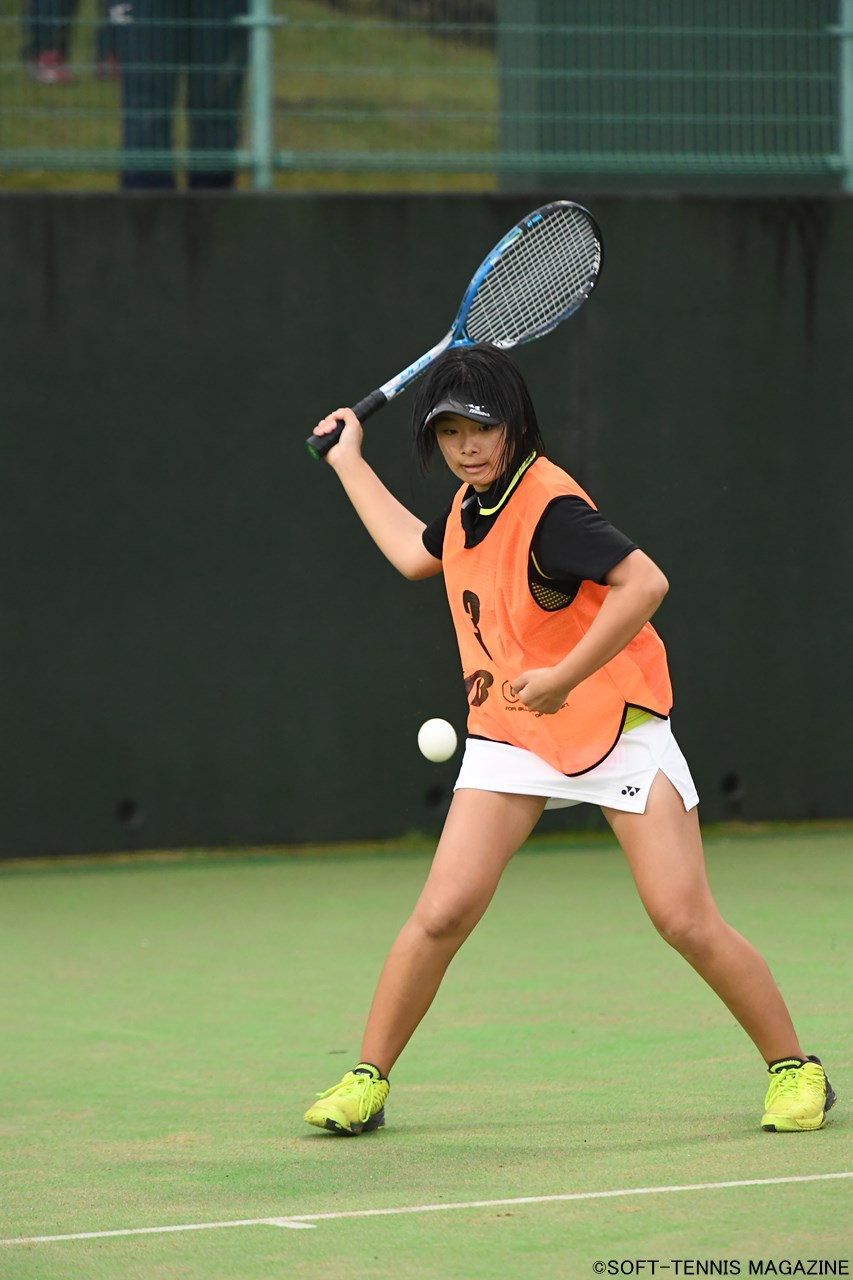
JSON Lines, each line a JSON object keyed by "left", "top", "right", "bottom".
{"left": 442, "top": 458, "right": 673, "bottom": 775}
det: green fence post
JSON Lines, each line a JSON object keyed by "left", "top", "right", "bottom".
{"left": 238, "top": 0, "right": 284, "bottom": 190}
{"left": 841, "top": 0, "right": 853, "bottom": 192}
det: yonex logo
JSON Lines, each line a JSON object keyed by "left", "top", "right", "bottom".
{"left": 464, "top": 404, "right": 492, "bottom": 417}
{"left": 621, "top": 785, "right": 641, "bottom": 797}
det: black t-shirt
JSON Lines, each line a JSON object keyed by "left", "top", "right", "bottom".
{"left": 422, "top": 464, "right": 636, "bottom": 594}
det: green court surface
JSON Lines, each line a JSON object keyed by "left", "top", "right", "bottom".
{"left": 1, "top": 827, "right": 850, "bottom": 1279}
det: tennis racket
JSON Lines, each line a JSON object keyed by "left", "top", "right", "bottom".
{"left": 305, "top": 200, "right": 603, "bottom": 459}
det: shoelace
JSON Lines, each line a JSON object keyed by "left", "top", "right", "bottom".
{"left": 315, "top": 1072, "right": 381, "bottom": 1123}
{"left": 769, "top": 1064, "right": 820, "bottom": 1099}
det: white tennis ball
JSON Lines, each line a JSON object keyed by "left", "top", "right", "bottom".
{"left": 417, "top": 718, "right": 458, "bottom": 763}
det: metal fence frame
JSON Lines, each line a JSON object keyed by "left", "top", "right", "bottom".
{"left": 2, "top": 0, "right": 852, "bottom": 190}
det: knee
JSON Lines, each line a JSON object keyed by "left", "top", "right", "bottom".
{"left": 649, "top": 903, "right": 717, "bottom": 958}
{"left": 414, "top": 898, "right": 478, "bottom": 945}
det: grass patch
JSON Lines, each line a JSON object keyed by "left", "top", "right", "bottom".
{"left": 0, "top": 828, "right": 849, "bottom": 1277}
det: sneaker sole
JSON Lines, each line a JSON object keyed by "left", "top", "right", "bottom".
{"left": 762, "top": 1114, "right": 827, "bottom": 1132}
{"left": 319, "top": 1107, "right": 386, "bottom": 1137}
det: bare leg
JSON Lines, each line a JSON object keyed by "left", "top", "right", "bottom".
{"left": 359, "top": 788, "right": 546, "bottom": 1075}
{"left": 603, "top": 773, "right": 803, "bottom": 1064}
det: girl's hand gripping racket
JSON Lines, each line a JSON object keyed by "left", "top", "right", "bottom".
{"left": 305, "top": 200, "right": 603, "bottom": 459}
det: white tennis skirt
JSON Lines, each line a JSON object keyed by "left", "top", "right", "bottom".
{"left": 454, "top": 716, "right": 699, "bottom": 815}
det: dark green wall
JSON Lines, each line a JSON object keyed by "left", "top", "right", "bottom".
{"left": 2, "top": 193, "right": 850, "bottom": 857}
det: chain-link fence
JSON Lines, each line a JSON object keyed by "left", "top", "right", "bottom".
{"left": 1, "top": 0, "right": 850, "bottom": 191}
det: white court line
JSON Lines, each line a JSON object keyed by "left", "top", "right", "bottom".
{"left": 1, "top": 1172, "right": 850, "bottom": 1246}
{"left": 0, "top": 1218, "right": 316, "bottom": 1244}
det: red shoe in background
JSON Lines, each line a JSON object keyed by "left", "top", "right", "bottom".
{"left": 29, "top": 51, "right": 72, "bottom": 84}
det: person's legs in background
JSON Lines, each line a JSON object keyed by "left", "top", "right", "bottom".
{"left": 25, "top": 0, "right": 79, "bottom": 82}
{"left": 186, "top": 0, "right": 248, "bottom": 189}
{"left": 118, "top": 0, "right": 184, "bottom": 189}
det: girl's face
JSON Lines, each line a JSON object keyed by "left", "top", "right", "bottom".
{"left": 432, "top": 415, "right": 507, "bottom": 492}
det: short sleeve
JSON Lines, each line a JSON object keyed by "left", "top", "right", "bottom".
{"left": 531, "top": 496, "right": 638, "bottom": 584}
{"left": 422, "top": 500, "right": 453, "bottom": 560}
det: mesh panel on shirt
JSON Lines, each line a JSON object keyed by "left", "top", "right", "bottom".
{"left": 529, "top": 577, "right": 574, "bottom": 612}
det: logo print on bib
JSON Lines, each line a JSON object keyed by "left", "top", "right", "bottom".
{"left": 462, "top": 589, "right": 492, "bottom": 659}
{"left": 464, "top": 670, "right": 494, "bottom": 707}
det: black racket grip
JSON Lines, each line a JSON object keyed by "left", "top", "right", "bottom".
{"left": 305, "top": 389, "right": 388, "bottom": 460}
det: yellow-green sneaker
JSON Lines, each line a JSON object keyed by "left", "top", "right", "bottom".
{"left": 761, "top": 1056, "right": 836, "bottom": 1132}
{"left": 304, "top": 1063, "right": 389, "bottom": 1135}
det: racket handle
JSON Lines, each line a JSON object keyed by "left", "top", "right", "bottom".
{"left": 305, "top": 389, "right": 389, "bottom": 460}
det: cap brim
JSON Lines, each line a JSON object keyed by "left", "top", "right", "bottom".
{"left": 422, "top": 398, "right": 503, "bottom": 430}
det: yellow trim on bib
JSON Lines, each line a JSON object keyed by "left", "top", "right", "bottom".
{"left": 477, "top": 452, "right": 537, "bottom": 517}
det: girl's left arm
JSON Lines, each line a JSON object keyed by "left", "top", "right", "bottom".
{"left": 511, "top": 549, "right": 668, "bottom": 714}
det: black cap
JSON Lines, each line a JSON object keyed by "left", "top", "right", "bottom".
{"left": 422, "top": 397, "right": 503, "bottom": 431}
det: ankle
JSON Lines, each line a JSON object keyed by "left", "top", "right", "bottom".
{"left": 354, "top": 1061, "right": 388, "bottom": 1080}
{"left": 766, "top": 1054, "right": 807, "bottom": 1069}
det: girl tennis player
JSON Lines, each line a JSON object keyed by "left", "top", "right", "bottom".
{"left": 303, "top": 344, "right": 835, "bottom": 1137}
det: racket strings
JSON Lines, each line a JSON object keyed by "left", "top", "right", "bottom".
{"left": 466, "top": 208, "right": 601, "bottom": 347}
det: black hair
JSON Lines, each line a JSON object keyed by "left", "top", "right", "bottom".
{"left": 411, "top": 343, "right": 545, "bottom": 477}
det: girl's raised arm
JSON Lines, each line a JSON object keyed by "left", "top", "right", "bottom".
{"left": 313, "top": 407, "right": 443, "bottom": 581}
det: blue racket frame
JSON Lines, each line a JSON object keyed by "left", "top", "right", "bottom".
{"left": 306, "top": 201, "right": 602, "bottom": 460}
